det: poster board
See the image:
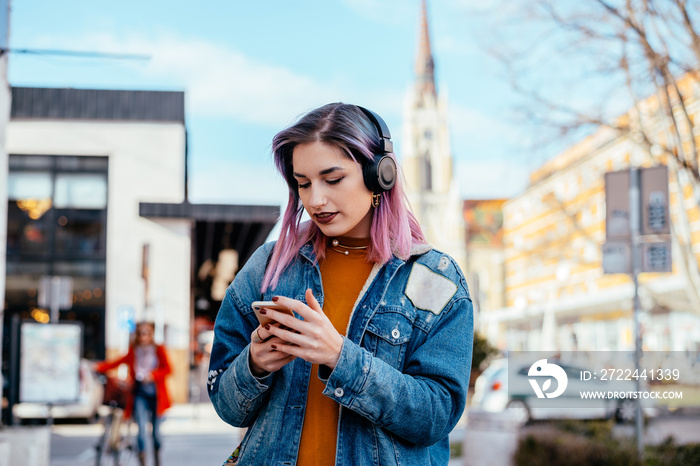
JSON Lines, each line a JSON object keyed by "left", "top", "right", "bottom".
{"left": 19, "top": 322, "right": 82, "bottom": 404}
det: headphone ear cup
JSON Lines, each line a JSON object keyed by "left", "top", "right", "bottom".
{"left": 363, "top": 155, "right": 397, "bottom": 192}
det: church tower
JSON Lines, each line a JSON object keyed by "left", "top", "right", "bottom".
{"left": 402, "top": 0, "right": 466, "bottom": 271}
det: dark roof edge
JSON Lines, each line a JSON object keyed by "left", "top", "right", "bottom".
{"left": 10, "top": 86, "right": 185, "bottom": 123}
{"left": 139, "top": 202, "right": 281, "bottom": 223}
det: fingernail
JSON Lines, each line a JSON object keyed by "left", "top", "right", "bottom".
{"left": 264, "top": 324, "right": 270, "bottom": 331}
{"left": 259, "top": 309, "right": 267, "bottom": 315}
{"left": 272, "top": 296, "right": 279, "bottom": 302}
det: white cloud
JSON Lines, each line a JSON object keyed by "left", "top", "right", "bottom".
{"left": 456, "top": 158, "right": 530, "bottom": 200}
{"left": 22, "top": 32, "right": 363, "bottom": 127}
{"left": 21, "top": 29, "right": 534, "bottom": 203}
{"left": 139, "top": 35, "right": 343, "bottom": 126}
{"left": 448, "top": 102, "right": 524, "bottom": 162}
{"left": 447, "top": 103, "right": 533, "bottom": 199}
{"left": 449, "top": 103, "right": 515, "bottom": 143}
{"left": 189, "top": 161, "right": 289, "bottom": 207}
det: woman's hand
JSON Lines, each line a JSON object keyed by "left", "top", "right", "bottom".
{"left": 260, "top": 289, "right": 344, "bottom": 369}
{"left": 248, "top": 324, "right": 296, "bottom": 377}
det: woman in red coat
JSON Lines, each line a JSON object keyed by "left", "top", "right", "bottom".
{"left": 97, "top": 321, "right": 172, "bottom": 466}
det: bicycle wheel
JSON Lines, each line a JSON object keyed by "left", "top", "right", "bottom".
{"left": 110, "top": 447, "right": 121, "bottom": 466}
{"left": 109, "top": 408, "right": 125, "bottom": 466}
{"left": 95, "top": 413, "right": 113, "bottom": 466}
{"left": 117, "top": 420, "right": 136, "bottom": 466}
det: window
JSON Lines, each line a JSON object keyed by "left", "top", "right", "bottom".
{"left": 54, "top": 173, "right": 107, "bottom": 209}
{"left": 421, "top": 151, "right": 432, "bottom": 191}
{"left": 5, "top": 155, "right": 108, "bottom": 360}
{"left": 6, "top": 155, "right": 108, "bottom": 260}
{"left": 6, "top": 201, "right": 51, "bottom": 257}
{"left": 8, "top": 171, "right": 52, "bottom": 200}
{"left": 54, "top": 209, "right": 106, "bottom": 257}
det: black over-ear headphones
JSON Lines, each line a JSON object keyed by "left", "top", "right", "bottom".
{"left": 357, "top": 106, "right": 397, "bottom": 193}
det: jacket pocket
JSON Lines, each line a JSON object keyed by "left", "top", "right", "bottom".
{"left": 364, "top": 308, "right": 414, "bottom": 370}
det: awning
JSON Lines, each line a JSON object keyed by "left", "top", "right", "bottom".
{"left": 139, "top": 201, "right": 280, "bottom": 268}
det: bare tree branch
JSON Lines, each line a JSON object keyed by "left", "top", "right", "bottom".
{"left": 671, "top": 0, "right": 700, "bottom": 66}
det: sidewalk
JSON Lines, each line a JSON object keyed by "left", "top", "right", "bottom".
{"left": 52, "top": 403, "right": 700, "bottom": 466}
{"left": 50, "top": 403, "right": 242, "bottom": 466}
{"left": 160, "top": 402, "right": 241, "bottom": 436}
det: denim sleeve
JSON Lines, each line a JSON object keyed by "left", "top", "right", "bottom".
{"left": 322, "top": 295, "right": 474, "bottom": 446}
{"left": 207, "top": 242, "right": 275, "bottom": 427}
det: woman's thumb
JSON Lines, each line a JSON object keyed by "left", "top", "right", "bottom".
{"left": 306, "top": 288, "right": 322, "bottom": 313}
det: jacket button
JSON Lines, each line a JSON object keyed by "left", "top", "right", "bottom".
{"left": 391, "top": 329, "right": 400, "bottom": 339}
{"left": 334, "top": 387, "right": 344, "bottom": 398}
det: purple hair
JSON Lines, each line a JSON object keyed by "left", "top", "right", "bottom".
{"left": 262, "top": 103, "right": 426, "bottom": 292}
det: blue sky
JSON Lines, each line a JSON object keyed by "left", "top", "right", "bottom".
{"left": 8, "top": 0, "right": 536, "bottom": 208}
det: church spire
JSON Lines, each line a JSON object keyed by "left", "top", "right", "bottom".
{"left": 415, "top": 0, "right": 436, "bottom": 98}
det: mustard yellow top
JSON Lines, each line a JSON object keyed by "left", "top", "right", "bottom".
{"left": 297, "top": 237, "right": 373, "bottom": 466}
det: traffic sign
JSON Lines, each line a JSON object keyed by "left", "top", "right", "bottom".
{"left": 642, "top": 241, "right": 672, "bottom": 273}
{"left": 604, "top": 165, "right": 671, "bottom": 275}
{"left": 640, "top": 165, "right": 670, "bottom": 235}
{"left": 605, "top": 170, "right": 632, "bottom": 240}
{"left": 602, "top": 241, "right": 632, "bottom": 274}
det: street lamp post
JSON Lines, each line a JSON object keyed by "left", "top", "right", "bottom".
{"left": 604, "top": 164, "right": 671, "bottom": 461}
{"left": 629, "top": 166, "right": 644, "bottom": 459}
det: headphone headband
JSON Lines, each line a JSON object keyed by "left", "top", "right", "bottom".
{"left": 357, "top": 106, "right": 394, "bottom": 155}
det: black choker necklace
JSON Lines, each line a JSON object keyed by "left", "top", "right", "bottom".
{"left": 329, "top": 238, "right": 368, "bottom": 256}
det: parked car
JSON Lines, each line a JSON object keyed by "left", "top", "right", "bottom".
{"left": 14, "top": 358, "right": 104, "bottom": 423}
{"left": 470, "top": 357, "right": 656, "bottom": 425}
{"left": 198, "top": 330, "right": 215, "bottom": 358}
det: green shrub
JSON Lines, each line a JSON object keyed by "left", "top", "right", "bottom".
{"left": 514, "top": 428, "right": 638, "bottom": 466}
{"left": 644, "top": 437, "right": 700, "bottom": 466}
{"left": 471, "top": 332, "right": 499, "bottom": 371}
{"left": 513, "top": 420, "right": 700, "bottom": 466}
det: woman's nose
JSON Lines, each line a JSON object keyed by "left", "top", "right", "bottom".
{"left": 308, "top": 185, "right": 327, "bottom": 207}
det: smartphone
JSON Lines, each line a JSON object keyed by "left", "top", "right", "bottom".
{"left": 251, "top": 301, "right": 295, "bottom": 326}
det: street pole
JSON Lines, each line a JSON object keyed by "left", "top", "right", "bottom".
{"left": 629, "top": 166, "right": 644, "bottom": 459}
{"left": 0, "top": 0, "right": 12, "bottom": 430}
{"left": 50, "top": 276, "right": 61, "bottom": 322}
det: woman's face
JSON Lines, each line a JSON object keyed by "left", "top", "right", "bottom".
{"left": 135, "top": 324, "right": 155, "bottom": 345}
{"left": 292, "top": 141, "right": 373, "bottom": 238}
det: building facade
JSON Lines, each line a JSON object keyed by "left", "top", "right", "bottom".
{"left": 402, "top": 0, "right": 467, "bottom": 271}
{"left": 3, "top": 87, "right": 280, "bottom": 407}
{"left": 481, "top": 80, "right": 700, "bottom": 352}
{"left": 5, "top": 87, "right": 192, "bottom": 401}
{"left": 463, "top": 199, "right": 507, "bottom": 329}
{"left": 0, "top": 0, "right": 10, "bottom": 383}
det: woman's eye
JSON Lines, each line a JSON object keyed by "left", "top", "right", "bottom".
{"left": 298, "top": 182, "right": 311, "bottom": 189}
{"left": 327, "top": 177, "right": 344, "bottom": 185}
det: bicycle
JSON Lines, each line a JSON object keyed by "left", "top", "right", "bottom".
{"left": 94, "top": 373, "right": 136, "bottom": 466}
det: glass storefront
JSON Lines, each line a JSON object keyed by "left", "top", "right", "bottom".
{"left": 4, "top": 155, "right": 108, "bottom": 360}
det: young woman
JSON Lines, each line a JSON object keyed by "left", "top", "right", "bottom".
{"left": 208, "top": 103, "right": 473, "bottom": 465}
{"left": 97, "top": 321, "right": 172, "bottom": 466}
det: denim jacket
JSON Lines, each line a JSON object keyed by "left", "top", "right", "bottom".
{"left": 208, "top": 241, "right": 474, "bottom": 466}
